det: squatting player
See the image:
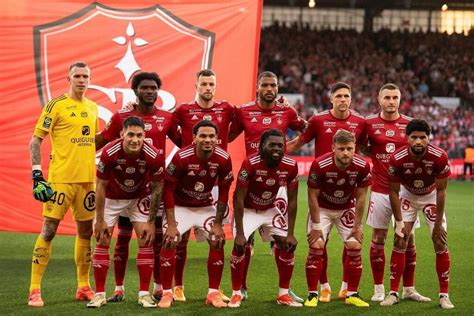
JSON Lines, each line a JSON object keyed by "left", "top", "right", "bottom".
{"left": 157, "top": 120, "right": 234, "bottom": 309}
{"left": 228, "top": 129, "right": 301, "bottom": 308}
{"left": 364, "top": 83, "right": 429, "bottom": 302}
{"left": 88, "top": 116, "right": 165, "bottom": 308}
{"left": 95, "top": 71, "right": 181, "bottom": 303}
{"left": 287, "top": 82, "right": 366, "bottom": 302}
{"left": 170, "top": 69, "right": 235, "bottom": 302}
{"left": 28, "top": 62, "right": 98, "bottom": 307}
{"left": 304, "top": 129, "right": 371, "bottom": 308}
{"left": 381, "top": 119, "right": 454, "bottom": 309}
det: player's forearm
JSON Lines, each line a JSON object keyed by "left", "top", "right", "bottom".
{"left": 164, "top": 208, "right": 177, "bottom": 226}
{"left": 233, "top": 199, "right": 244, "bottom": 235}
{"left": 148, "top": 180, "right": 164, "bottom": 222}
{"left": 389, "top": 189, "right": 402, "bottom": 221}
{"left": 285, "top": 137, "right": 303, "bottom": 154}
{"left": 95, "top": 133, "right": 108, "bottom": 151}
{"left": 354, "top": 197, "right": 366, "bottom": 227}
{"left": 435, "top": 188, "right": 446, "bottom": 226}
{"left": 214, "top": 200, "right": 227, "bottom": 226}
{"left": 308, "top": 189, "right": 321, "bottom": 224}
{"left": 29, "top": 136, "right": 43, "bottom": 166}
{"left": 286, "top": 190, "right": 298, "bottom": 235}
{"left": 95, "top": 182, "right": 107, "bottom": 222}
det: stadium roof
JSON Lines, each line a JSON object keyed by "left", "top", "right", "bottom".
{"left": 264, "top": 0, "right": 474, "bottom": 11}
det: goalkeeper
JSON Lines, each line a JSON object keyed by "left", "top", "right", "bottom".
{"left": 28, "top": 62, "right": 99, "bottom": 307}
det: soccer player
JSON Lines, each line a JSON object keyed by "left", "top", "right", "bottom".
{"left": 228, "top": 129, "right": 301, "bottom": 308}
{"left": 381, "top": 119, "right": 454, "bottom": 309}
{"left": 28, "top": 61, "right": 98, "bottom": 307}
{"left": 364, "top": 83, "right": 429, "bottom": 302}
{"left": 157, "top": 120, "right": 234, "bottom": 309}
{"left": 304, "top": 129, "right": 371, "bottom": 308}
{"left": 95, "top": 71, "right": 181, "bottom": 303}
{"left": 287, "top": 82, "right": 366, "bottom": 302}
{"left": 87, "top": 116, "right": 165, "bottom": 308}
{"left": 228, "top": 71, "right": 306, "bottom": 302}
{"left": 170, "top": 69, "right": 235, "bottom": 302}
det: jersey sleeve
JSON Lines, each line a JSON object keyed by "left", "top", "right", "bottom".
{"left": 287, "top": 164, "right": 299, "bottom": 190}
{"left": 435, "top": 151, "right": 451, "bottom": 179}
{"left": 100, "top": 112, "right": 122, "bottom": 142}
{"left": 307, "top": 160, "right": 322, "bottom": 189}
{"left": 357, "top": 162, "right": 372, "bottom": 188}
{"left": 149, "top": 154, "right": 166, "bottom": 182}
{"left": 34, "top": 100, "right": 61, "bottom": 139}
{"left": 236, "top": 159, "right": 252, "bottom": 188}
{"left": 287, "top": 107, "right": 306, "bottom": 132}
{"left": 96, "top": 149, "right": 112, "bottom": 180}
{"left": 229, "top": 107, "right": 244, "bottom": 137}
{"left": 299, "top": 115, "right": 317, "bottom": 144}
{"left": 217, "top": 156, "right": 234, "bottom": 203}
{"left": 388, "top": 156, "right": 402, "bottom": 183}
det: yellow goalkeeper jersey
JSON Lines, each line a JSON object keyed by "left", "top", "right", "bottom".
{"left": 34, "top": 94, "right": 98, "bottom": 183}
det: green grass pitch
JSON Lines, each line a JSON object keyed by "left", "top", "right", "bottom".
{"left": 1, "top": 181, "right": 473, "bottom": 315}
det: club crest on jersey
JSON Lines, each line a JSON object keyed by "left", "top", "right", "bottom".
{"left": 276, "top": 117, "right": 283, "bottom": 125}
{"left": 210, "top": 168, "right": 217, "bottom": 178}
{"left": 124, "top": 179, "right": 135, "bottom": 187}
{"left": 386, "top": 143, "right": 395, "bottom": 153}
{"left": 262, "top": 117, "right": 272, "bottom": 125}
{"left": 194, "top": 182, "right": 205, "bottom": 192}
{"left": 199, "top": 170, "right": 207, "bottom": 176}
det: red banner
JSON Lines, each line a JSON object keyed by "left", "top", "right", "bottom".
{"left": 0, "top": 0, "right": 262, "bottom": 234}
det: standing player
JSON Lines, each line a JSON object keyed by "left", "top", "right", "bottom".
{"left": 381, "top": 119, "right": 454, "bottom": 309}
{"left": 364, "top": 83, "right": 429, "bottom": 302}
{"left": 228, "top": 129, "right": 301, "bottom": 308}
{"left": 95, "top": 71, "right": 181, "bottom": 303}
{"left": 304, "top": 129, "right": 371, "bottom": 308}
{"left": 157, "top": 120, "right": 234, "bottom": 309}
{"left": 287, "top": 82, "right": 366, "bottom": 302}
{"left": 28, "top": 62, "right": 98, "bottom": 307}
{"left": 171, "top": 69, "right": 235, "bottom": 302}
{"left": 228, "top": 71, "right": 306, "bottom": 302}
{"left": 87, "top": 116, "right": 165, "bottom": 308}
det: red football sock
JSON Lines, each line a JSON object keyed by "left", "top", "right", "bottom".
{"left": 174, "top": 234, "right": 189, "bottom": 287}
{"left": 153, "top": 220, "right": 163, "bottom": 285}
{"left": 436, "top": 249, "right": 450, "bottom": 294}
{"left": 113, "top": 224, "right": 133, "bottom": 286}
{"left": 403, "top": 245, "right": 416, "bottom": 287}
{"left": 305, "top": 248, "right": 323, "bottom": 292}
{"left": 241, "top": 243, "right": 252, "bottom": 289}
{"left": 370, "top": 241, "right": 385, "bottom": 285}
{"left": 230, "top": 249, "right": 245, "bottom": 291}
{"left": 274, "top": 247, "right": 295, "bottom": 289}
{"left": 159, "top": 248, "right": 176, "bottom": 291}
{"left": 208, "top": 248, "right": 224, "bottom": 289}
{"left": 389, "top": 249, "right": 405, "bottom": 292}
{"left": 342, "top": 247, "right": 348, "bottom": 283}
{"left": 345, "top": 248, "right": 362, "bottom": 292}
{"left": 93, "top": 244, "right": 110, "bottom": 293}
{"left": 319, "top": 244, "right": 329, "bottom": 284}
{"left": 137, "top": 246, "right": 154, "bottom": 292}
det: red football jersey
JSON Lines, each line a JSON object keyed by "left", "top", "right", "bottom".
{"left": 388, "top": 144, "right": 450, "bottom": 195}
{"left": 307, "top": 152, "right": 372, "bottom": 210}
{"left": 300, "top": 110, "right": 366, "bottom": 158}
{"left": 230, "top": 100, "right": 306, "bottom": 155}
{"left": 174, "top": 100, "right": 235, "bottom": 150}
{"left": 97, "top": 139, "right": 165, "bottom": 199}
{"left": 164, "top": 145, "right": 233, "bottom": 208}
{"left": 236, "top": 154, "right": 299, "bottom": 210}
{"left": 365, "top": 113, "right": 412, "bottom": 194}
{"left": 100, "top": 106, "right": 181, "bottom": 156}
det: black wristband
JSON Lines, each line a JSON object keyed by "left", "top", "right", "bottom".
{"left": 32, "top": 169, "right": 44, "bottom": 180}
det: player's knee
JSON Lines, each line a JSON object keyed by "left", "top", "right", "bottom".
{"left": 309, "top": 239, "right": 325, "bottom": 250}
{"left": 41, "top": 218, "right": 59, "bottom": 241}
{"left": 394, "top": 235, "right": 407, "bottom": 251}
{"left": 345, "top": 239, "right": 361, "bottom": 250}
{"left": 372, "top": 229, "right": 388, "bottom": 244}
{"left": 407, "top": 233, "right": 416, "bottom": 246}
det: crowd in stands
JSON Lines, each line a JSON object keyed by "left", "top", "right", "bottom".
{"left": 258, "top": 22, "right": 474, "bottom": 158}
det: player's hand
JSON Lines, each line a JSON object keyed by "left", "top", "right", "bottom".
{"left": 141, "top": 221, "right": 156, "bottom": 246}
{"left": 209, "top": 223, "right": 225, "bottom": 249}
{"left": 348, "top": 225, "right": 363, "bottom": 244}
{"left": 432, "top": 223, "right": 447, "bottom": 248}
{"left": 307, "top": 229, "right": 324, "bottom": 247}
{"left": 32, "top": 170, "right": 53, "bottom": 202}
{"left": 122, "top": 101, "right": 136, "bottom": 111}
{"left": 234, "top": 233, "right": 246, "bottom": 254}
{"left": 395, "top": 220, "right": 406, "bottom": 238}
{"left": 94, "top": 220, "right": 110, "bottom": 243}
{"left": 163, "top": 224, "right": 180, "bottom": 248}
{"left": 277, "top": 95, "right": 290, "bottom": 107}
{"left": 285, "top": 234, "right": 298, "bottom": 252}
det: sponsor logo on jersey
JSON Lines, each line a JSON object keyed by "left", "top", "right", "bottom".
{"left": 126, "top": 167, "right": 135, "bottom": 174}
{"left": 404, "top": 169, "right": 412, "bottom": 174}
{"left": 80, "top": 111, "right": 88, "bottom": 118}
{"left": 191, "top": 115, "right": 199, "bottom": 120}
{"left": 413, "top": 180, "right": 424, "bottom": 188}
{"left": 334, "top": 190, "right": 344, "bottom": 198}
{"left": 187, "top": 170, "right": 195, "bottom": 176}
{"left": 199, "top": 170, "right": 207, "bottom": 176}
{"left": 262, "top": 117, "right": 271, "bottom": 125}
{"left": 324, "top": 121, "right": 336, "bottom": 127}
{"left": 325, "top": 128, "right": 332, "bottom": 133}
{"left": 144, "top": 123, "right": 152, "bottom": 131}
{"left": 70, "top": 112, "right": 76, "bottom": 117}
{"left": 386, "top": 143, "right": 396, "bottom": 153}
{"left": 203, "top": 114, "right": 212, "bottom": 121}
{"left": 415, "top": 167, "right": 422, "bottom": 174}
{"left": 255, "top": 176, "right": 263, "bottom": 182}
{"left": 250, "top": 117, "right": 258, "bottom": 123}
{"left": 336, "top": 178, "right": 345, "bottom": 185}
{"left": 256, "top": 170, "right": 267, "bottom": 176}
{"left": 327, "top": 178, "right": 334, "bottom": 183}
{"left": 124, "top": 179, "right": 135, "bottom": 187}
{"left": 194, "top": 181, "right": 205, "bottom": 192}
{"left": 266, "top": 178, "right": 275, "bottom": 186}
{"left": 385, "top": 129, "right": 395, "bottom": 137}
{"left": 261, "top": 191, "right": 272, "bottom": 199}
{"left": 374, "top": 129, "right": 381, "bottom": 135}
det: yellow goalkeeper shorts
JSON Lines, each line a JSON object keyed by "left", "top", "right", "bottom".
{"left": 42, "top": 183, "right": 96, "bottom": 221}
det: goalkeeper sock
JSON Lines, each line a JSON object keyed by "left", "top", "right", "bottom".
{"left": 75, "top": 236, "right": 92, "bottom": 288}
{"left": 30, "top": 236, "right": 52, "bottom": 292}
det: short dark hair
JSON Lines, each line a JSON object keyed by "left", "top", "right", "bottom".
{"left": 69, "top": 61, "right": 88, "bottom": 72}
{"left": 196, "top": 69, "right": 216, "bottom": 80}
{"left": 131, "top": 71, "right": 162, "bottom": 91}
{"left": 258, "top": 128, "right": 283, "bottom": 157}
{"left": 258, "top": 71, "right": 278, "bottom": 82}
{"left": 192, "top": 120, "right": 219, "bottom": 135}
{"left": 123, "top": 116, "right": 145, "bottom": 130}
{"left": 333, "top": 129, "right": 355, "bottom": 144}
{"left": 379, "top": 83, "right": 400, "bottom": 96}
{"left": 330, "top": 82, "right": 351, "bottom": 95}
{"left": 406, "top": 119, "right": 431, "bottom": 136}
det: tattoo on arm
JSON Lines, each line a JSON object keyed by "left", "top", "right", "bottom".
{"left": 148, "top": 180, "right": 164, "bottom": 222}
{"left": 30, "top": 136, "right": 43, "bottom": 166}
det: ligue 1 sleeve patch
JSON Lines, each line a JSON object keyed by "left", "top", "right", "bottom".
{"left": 97, "top": 161, "right": 105, "bottom": 173}
{"left": 238, "top": 169, "right": 248, "bottom": 181}
{"left": 167, "top": 162, "right": 176, "bottom": 175}
{"left": 310, "top": 172, "right": 318, "bottom": 182}
{"left": 42, "top": 117, "right": 52, "bottom": 129}
{"left": 388, "top": 166, "right": 396, "bottom": 176}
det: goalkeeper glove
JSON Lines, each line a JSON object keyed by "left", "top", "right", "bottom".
{"left": 32, "top": 170, "right": 53, "bottom": 202}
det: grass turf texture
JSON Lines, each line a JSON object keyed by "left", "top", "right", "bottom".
{"left": 1, "top": 180, "right": 472, "bottom": 315}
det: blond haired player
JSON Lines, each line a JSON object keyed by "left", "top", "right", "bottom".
{"left": 28, "top": 62, "right": 98, "bottom": 307}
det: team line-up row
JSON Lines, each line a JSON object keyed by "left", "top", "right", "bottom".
{"left": 27, "top": 62, "right": 454, "bottom": 310}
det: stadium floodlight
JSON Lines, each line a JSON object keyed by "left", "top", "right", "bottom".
{"left": 308, "top": 0, "right": 316, "bottom": 8}
{"left": 441, "top": 4, "right": 448, "bottom": 11}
